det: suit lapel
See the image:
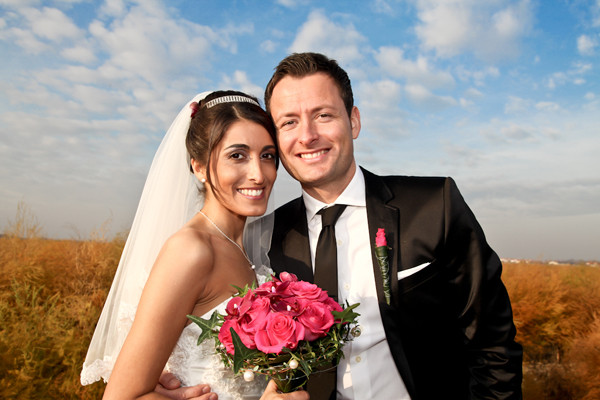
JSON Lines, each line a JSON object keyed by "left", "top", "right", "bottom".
{"left": 363, "top": 168, "right": 400, "bottom": 305}
{"left": 268, "top": 198, "right": 314, "bottom": 283}
{"left": 363, "top": 168, "right": 418, "bottom": 400}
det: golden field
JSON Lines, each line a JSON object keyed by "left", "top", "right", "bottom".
{"left": 1, "top": 205, "right": 599, "bottom": 399}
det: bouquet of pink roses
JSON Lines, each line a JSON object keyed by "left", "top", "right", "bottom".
{"left": 188, "top": 272, "right": 359, "bottom": 392}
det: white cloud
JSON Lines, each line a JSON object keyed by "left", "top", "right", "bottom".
{"left": 20, "top": 6, "right": 82, "bottom": 42}
{"left": 219, "top": 70, "right": 264, "bottom": 100}
{"left": 6, "top": 26, "right": 48, "bottom": 53}
{"left": 593, "top": 0, "right": 600, "bottom": 27}
{"left": 577, "top": 34, "right": 596, "bottom": 55}
{"left": 500, "top": 124, "right": 533, "bottom": 140}
{"left": 375, "top": 46, "right": 455, "bottom": 89}
{"left": 288, "top": 9, "right": 367, "bottom": 64}
{"left": 504, "top": 96, "right": 532, "bottom": 114}
{"left": 87, "top": 4, "right": 231, "bottom": 93}
{"left": 0, "top": 0, "right": 40, "bottom": 8}
{"left": 464, "top": 87, "right": 483, "bottom": 98}
{"left": 546, "top": 61, "right": 593, "bottom": 89}
{"left": 535, "top": 101, "right": 560, "bottom": 112}
{"left": 414, "top": 0, "right": 534, "bottom": 62}
{"left": 275, "top": 0, "right": 311, "bottom": 8}
{"left": 99, "top": 0, "right": 127, "bottom": 18}
{"left": 455, "top": 65, "right": 500, "bottom": 86}
{"left": 60, "top": 44, "right": 97, "bottom": 64}
{"left": 404, "top": 83, "right": 457, "bottom": 110}
{"left": 372, "top": 0, "right": 394, "bottom": 14}
{"left": 260, "top": 39, "right": 277, "bottom": 53}
{"left": 355, "top": 79, "right": 407, "bottom": 139}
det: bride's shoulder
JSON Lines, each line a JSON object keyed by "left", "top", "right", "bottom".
{"left": 158, "top": 225, "right": 216, "bottom": 275}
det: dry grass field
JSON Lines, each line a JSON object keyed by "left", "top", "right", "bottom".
{"left": 1, "top": 203, "right": 599, "bottom": 399}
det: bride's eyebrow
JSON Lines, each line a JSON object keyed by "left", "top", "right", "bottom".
{"left": 224, "top": 144, "right": 250, "bottom": 150}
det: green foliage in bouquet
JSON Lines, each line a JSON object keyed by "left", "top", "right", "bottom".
{"left": 188, "top": 273, "right": 360, "bottom": 392}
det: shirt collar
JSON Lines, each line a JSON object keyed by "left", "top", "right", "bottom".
{"left": 302, "top": 164, "right": 366, "bottom": 222}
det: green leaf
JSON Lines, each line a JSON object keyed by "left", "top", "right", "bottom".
{"left": 230, "top": 328, "right": 259, "bottom": 374}
{"left": 332, "top": 302, "right": 360, "bottom": 323}
{"left": 187, "top": 312, "right": 220, "bottom": 345}
{"left": 298, "top": 358, "right": 312, "bottom": 376}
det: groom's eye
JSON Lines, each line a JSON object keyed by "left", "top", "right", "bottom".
{"left": 280, "top": 120, "right": 295, "bottom": 129}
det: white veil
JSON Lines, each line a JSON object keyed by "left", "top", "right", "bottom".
{"left": 80, "top": 92, "right": 212, "bottom": 385}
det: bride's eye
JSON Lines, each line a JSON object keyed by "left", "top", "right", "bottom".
{"left": 261, "top": 152, "right": 276, "bottom": 161}
{"left": 228, "top": 152, "right": 244, "bottom": 160}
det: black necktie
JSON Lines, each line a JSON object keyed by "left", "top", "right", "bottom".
{"left": 308, "top": 204, "right": 346, "bottom": 400}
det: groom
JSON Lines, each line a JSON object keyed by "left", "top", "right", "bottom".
{"left": 262, "top": 52, "right": 522, "bottom": 399}
{"left": 160, "top": 52, "right": 523, "bottom": 399}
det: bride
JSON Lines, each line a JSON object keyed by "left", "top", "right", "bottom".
{"left": 81, "top": 91, "right": 308, "bottom": 400}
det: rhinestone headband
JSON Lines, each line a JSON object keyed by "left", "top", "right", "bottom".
{"left": 203, "top": 95, "right": 260, "bottom": 109}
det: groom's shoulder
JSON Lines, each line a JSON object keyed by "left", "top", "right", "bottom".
{"left": 274, "top": 196, "right": 303, "bottom": 215}
{"left": 364, "top": 168, "right": 449, "bottom": 191}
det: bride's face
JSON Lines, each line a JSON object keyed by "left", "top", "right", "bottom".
{"left": 207, "top": 119, "right": 277, "bottom": 216}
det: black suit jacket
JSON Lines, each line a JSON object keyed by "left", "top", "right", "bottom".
{"left": 268, "top": 168, "right": 523, "bottom": 399}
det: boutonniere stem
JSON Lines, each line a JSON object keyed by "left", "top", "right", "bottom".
{"left": 375, "top": 228, "right": 391, "bottom": 305}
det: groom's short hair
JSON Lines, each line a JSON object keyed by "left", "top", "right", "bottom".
{"left": 264, "top": 52, "right": 354, "bottom": 118}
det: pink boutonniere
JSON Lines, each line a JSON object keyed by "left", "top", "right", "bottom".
{"left": 375, "top": 228, "right": 391, "bottom": 305}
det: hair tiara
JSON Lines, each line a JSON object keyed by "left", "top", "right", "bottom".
{"left": 203, "top": 95, "right": 260, "bottom": 109}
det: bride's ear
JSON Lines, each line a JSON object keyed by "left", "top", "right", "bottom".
{"left": 190, "top": 159, "right": 207, "bottom": 183}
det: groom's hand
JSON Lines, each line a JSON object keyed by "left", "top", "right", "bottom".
{"left": 260, "top": 380, "right": 309, "bottom": 400}
{"left": 156, "top": 371, "right": 217, "bottom": 400}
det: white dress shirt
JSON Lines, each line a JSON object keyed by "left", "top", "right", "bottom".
{"left": 302, "top": 166, "right": 411, "bottom": 400}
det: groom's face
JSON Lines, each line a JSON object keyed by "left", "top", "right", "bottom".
{"left": 269, "top": 72, "right": 360, "bottom": 200}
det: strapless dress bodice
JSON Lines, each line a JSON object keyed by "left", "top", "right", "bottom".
{"left": 166, "top": 300, "right": 267, "bottom": 400}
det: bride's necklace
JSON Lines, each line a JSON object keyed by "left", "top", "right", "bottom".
{"left": 198, "top": 211, "right": 255, "bottom": 270}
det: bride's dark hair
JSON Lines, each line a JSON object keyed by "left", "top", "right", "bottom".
{"left": 186, "top": 90, "right": 278, "bottom": 190}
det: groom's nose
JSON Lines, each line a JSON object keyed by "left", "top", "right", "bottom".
{"left": 298, "top": 120, "right": 319, "bottom": 145}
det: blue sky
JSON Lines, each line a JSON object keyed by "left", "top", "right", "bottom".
{"left": 1, "top": 0, "right": 599, "bottom": 261}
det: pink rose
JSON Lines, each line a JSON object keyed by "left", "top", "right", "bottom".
{"left": 288, "top": 281, "right": 324, "bottom": 301}
{"left": 254, "top": 280, "right": 278, "bottom": 296}
{"left": 255, "top": 313, "right": 305, "bottom": 354}
{"left": 279, "top": 271, "right": 298, "bottom": 282}
{"left": 323, "top": 296, "right": 343, "bottom": 313}
{"left": 225, "top": 297, "right": 243, "bottom": 317}
{"left": 219, "top": 319, "right": 257, "bottom": 354}
{"left": 242, "top": 296, "right": 271, "bottom": 333}
{"left": 297, "top": 301, "right": 335, "bottom": 341}
{"left": 376, "top": 228, "right": 387, "bottom": 247}
{"left": 218, "top": 319, "right": 238, "bottom": 354}
{"left": 271, "top": 296, "right": 306, "bottom": 317}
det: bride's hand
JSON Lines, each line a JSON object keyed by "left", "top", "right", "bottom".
{"left": 156, "top": 371, "right": 218, "bottom": 400}
{"left": 260, "top": 380, "right": 309, "bottom": 400}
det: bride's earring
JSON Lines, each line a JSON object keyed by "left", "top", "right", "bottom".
{"left": 200, "top": 178, "right": 206, "bottom": 183}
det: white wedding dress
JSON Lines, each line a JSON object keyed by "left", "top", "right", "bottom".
{"left": 165, "top": 300, "right": 267, "bottom": 400}
{"left": 164, "top": 266, "right": 272, "bottom": 400}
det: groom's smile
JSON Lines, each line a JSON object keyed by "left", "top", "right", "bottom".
{"left": 298, "top": 149, "right": 329, "bottom": 160}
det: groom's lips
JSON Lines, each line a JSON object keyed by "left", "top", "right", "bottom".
{"left": 298, "top": 149, "right": 329, "bottom": 159}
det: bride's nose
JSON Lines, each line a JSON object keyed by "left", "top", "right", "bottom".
{"left": 247, "top": 158, "right": 265, "bottom": 184}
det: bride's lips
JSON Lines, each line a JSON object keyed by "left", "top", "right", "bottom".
{"left": 298, "top": 149, "right": 329, "bottom": 159}
{"left": 237, "top": 188, "right": 266, "bottom": 198}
